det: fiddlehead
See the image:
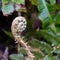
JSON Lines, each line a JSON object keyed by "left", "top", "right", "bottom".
{"left": 11, "top": 16, "right": 35, "bottom": 60}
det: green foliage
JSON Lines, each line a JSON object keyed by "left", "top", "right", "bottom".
{"left": 3, "top": 30, "right": 14, "bottom": 39}
{"left": 2, "top": 0, "right": 10, "bottom": 4}
{"left": 44, "top": 55, "right": 56, "bottom": 60}
{"left": 33, "top": 51, "right": 43, "bottom": 60}
{"left": 12, "top": 0, "right": 25, "bottom": 4}
{"left": 2, "top": 0, "right": 25, "bottom": 15}
{"left": 54, "top": 48, "right": 60, "bottom": 54}
{"left": 55, "top": 11, "right": 60, "bottom": 24}
{"left": 37, "top": 30, "right": 60, "bottom": 45}
{"left": 2, "top": 2, "right": 14, "bottom": 15}
{"left": 10, "top": 53, "right": 24, "bottom": 60}
{"left": 1, "top": 0, "right": 60, "bottom": 60}
{"left": 50, "top": 0, "right": 56, "bottom": 5}
{"left": 29, "top": 0, "right": 38, "bottom": 6}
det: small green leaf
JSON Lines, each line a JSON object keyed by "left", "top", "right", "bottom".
{"left": 49, "top": 23, "right": 57, "bottom": 34}
{"left": 38, "top": 8, "right": 48, "bottom": 20}
{"left": 44, "top": 55, "right": 56, "bottom": 60}
{"left": 50, "top": 0, "right": 56, "bottom": 5}
{"left": 29, "top": 39, "right": 40, "bottom": 48}
{"left": 33, "top": 51, "right": 43, "bottom": 60}
{"left": 39, "top": 41, "right": 52, "bottom": 54}
{"left": 2, "top": 2, "right": 14, "bottom": 15}
{"left": 10, "top": 53, "right": 24, "bottom": 60}
{"left": 20, "top": 47, "right": 26, "bottom": 55}
{"left": 54, "top": 48, "right": 60, "bottom": 54}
